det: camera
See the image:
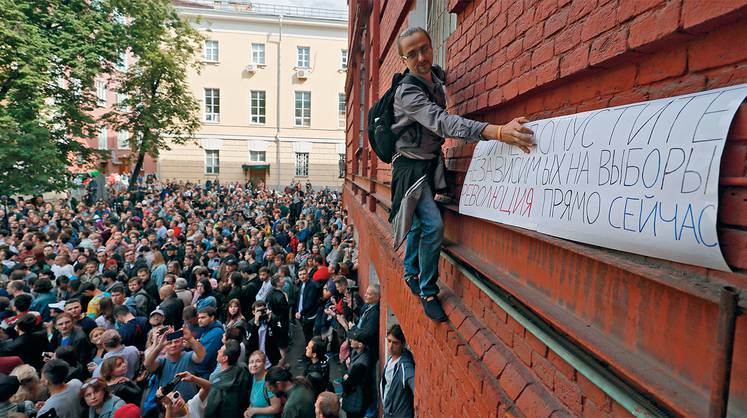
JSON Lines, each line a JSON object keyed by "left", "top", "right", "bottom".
{"left": 257, "top": 308, "right": 269, "bottom": 323}
{"left": 157, "top": 375, "right": 182, "bottom": 400}
{"left": 348, "top": 284, "right": 359, "bottom": 293}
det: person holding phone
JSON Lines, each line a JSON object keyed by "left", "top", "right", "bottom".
{"left": 142, "top": 327, "right": 206, "bottom": 416}
{"left": 160, "top": 372, "right": 212, "bottom": 418}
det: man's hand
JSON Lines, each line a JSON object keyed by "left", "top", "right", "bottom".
{"left": 485, "top": 117, "right": 534, "bottom": 153}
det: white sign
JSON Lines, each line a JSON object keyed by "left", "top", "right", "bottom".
{"left": 459, "top": 84, "right": 747, "bottom": 271}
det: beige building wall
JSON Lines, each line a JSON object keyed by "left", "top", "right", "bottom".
{"left": 160, "top": 3, "right": 347, "bottom": 189}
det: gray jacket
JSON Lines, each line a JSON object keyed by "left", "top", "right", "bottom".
{"left": 380, "top": 350, "right": 415, "bottom": 418}
{"left": 392, "top": 66, "right": 487, "bottom": 159}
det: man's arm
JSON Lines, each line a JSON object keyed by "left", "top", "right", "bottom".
{"left": 144, "top": 328, "right": 169, "bottom": 372}
{"left": 184, "top": 327, "right": 206, "bottom": 364}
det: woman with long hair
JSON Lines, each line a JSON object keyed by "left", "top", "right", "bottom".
{"left": 225, "top": 299, "right": 247, "bottom": 331}
{"left": 151, "top": 251, "right": 167, "bottom": 288}
{"left": 88, "top": 327, "right": 107, "bottom": 371}
{"left": 99, "top": 356, "right": 141, "bottom": 405}
{"left": 192, "top": 278, "right": 217, "bottom": 312}
{"left": 10, "top": 364, "right": 48, "bottom": 404}
{"left": 81, "top": 378, "right": 125, "bottom": 418}
{"left": 94, "top": 297, "right": 115, "bottom": 330}
{"left": 244, "top": 350, "right": 281, "bottom": 418}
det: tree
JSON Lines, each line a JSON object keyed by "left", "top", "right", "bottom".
{"left": 0, "top": 0, "right": 131, "bottom": 195}
{"left": 102, "top": 0, "right": 203, "bottom": 191}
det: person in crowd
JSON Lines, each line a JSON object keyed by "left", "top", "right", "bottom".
{"left": 390, "top": 27, "right": 533, "bottom": 321}
{"left": 193, "top": 279, "right": 217, "bottom": 313}
{"left": 93, "top": 330, "right": 140, "bottom": 380}
{"left": 244, "top": 350, "right": 281, "bottom": 418}
{"left": 158, "top": 284, "right": 184, "bottom": 328}
{"left": 174, "top": 278, "right": 193, "bottom": 308}
{"left": 146, "top": 309, "right": 167, "bottom": 350}
{"left": 315, "top": 391, "right": 340, "bottom": 418}
{"left": 246, "top": 301, "right": 283, "bottom": 367}
{"left": 225, "top": 298, "right": 248, "bottom": 332}
{"left": 81, "top": 377, "right": 125, "bottom": 418}
{"left": 29, "top": 278, "right": 55, "bottom": 321}
{"left": 54, "top": 345, "right": 89, "bottom": 382}
{"left": 64, "top": 297, "right": 97, "bottom": 334}
{"left": 99, "top": 356, "right": 141, "bottom": 405}
{"left": 380, "top": 324, "right": 415, "bottom": 418}
{"left": 127, "top": 277, "right": 154, "bottom": 317}
{"left": 37, "top": 359, "right": 83, "bottom": 418}
{"left": 9, "top": 364, "right": 48, "bottom": 406}
{"left": 113, "top": 304, "right": 149, "bottom": 351}
{"left": 159, "top": 371, "right": 211, "bottom": 418}
{"left": 204, "top": 340, "right": 251, "bottom": 417}
{"left": 94, "top": 296, "right": 116, "bottom": 330}
{"left": 341, "top": 329, "right": 373, "bottom": 418}
{"left": 88, "top": 327, "right": 107, "bottom": 369}
{"left": 0, "top": 313, "right": 49, "bottom": 371}
{"left": 143, "top": 326, "right": 206, "bottom": 415}
{"left": 304, "top": 336, "right": 332, "bottom": 397}
{"left": 295, "top": 267, "right": 319, "bottom": 346}
{"left": 266, "top": 275, "right": 290, "bottom": 366}
{"left": 265, "top": 366, "right": 315, "bottom": 418}
{"left": 194, "top": 307, "right": 224, "bottom": 378}
{"left": 338, "top": 284, "right": 380, "bottom": 362}
{"left": 50, "top": 312, "right": 91, "bottom": 366}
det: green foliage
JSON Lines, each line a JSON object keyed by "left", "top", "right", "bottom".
{"left": 0, "top": 0, "right": 202, "bottom": 194}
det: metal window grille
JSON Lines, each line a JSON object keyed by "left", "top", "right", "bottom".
{"left": 341, "top": 49, "right": 348, "bottom": 69}
{"left": 297, "top": 46, "right": 310, "bottom": 68}
{"left": 427, "top": 0, "right": 456, "bottom": 68}
{"left": 338, "top": 93, "right": 346, "bottom": 128}
{"left": 252, "top": 43, "right": 265, "bottom": 64}
{"left": 294, "top": 91, "right": 311, "bottom": 127}
{"left": 338, "top": 153, "right": 345, "bottom": 178}
{"left": 250, "top": 90, "right": 266, "bottom": 124}
{"left": 295, "top": 152, "right": 309, "bottom": 177}
{"left": 205, "top": 150, "right": 220, "bottom": 174}
{"left": 204, "top": 40, "right": 219, "bottom": 62}
{"left": 204, "top": 88, "right": 220, "bottom": 122}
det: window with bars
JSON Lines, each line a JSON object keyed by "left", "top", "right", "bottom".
{"left": 338, "top": 93, "right": 346, "bottom": 128}
{"left": 117, "top": 130, "right": 129, "bottom": 149}
{"left": 294, "top": 91, "right": 311, "bottom": 127}
{"left": 96, "top": 81, "right": 107, "bottom": 106}
{"left": 252, "top": 43, "right": 265, "bottom": 65}
{"left": 250, "top": 90, "right": 266, "bottom": 124}
{"left": 205, "top": 150, "right": 219, "bottom": 174}
{"left": 341, "top": 49, "right": 348, "bottom": 70}
{"left": 297, "top": 46, "right": 310, "bottom": 68}
{"left": 338, "top": 153, "right": 345, "bottom": 178}
{"left": 250, "top": 150, "right": 266, "bottom": 162}
{"left": 204, "top": 88, "right": 220, "bottom": 122}
{"left": 295, "top": 152, "right": 309, "bottom": 177}
{"left": 204, "top": 40, "right": 219, "bottom": 62}
{"left": 427, "top": 0, "right": 457, "bottom": 68}
{"left": 98, "top": 126, "right": 108, "bottom": 150}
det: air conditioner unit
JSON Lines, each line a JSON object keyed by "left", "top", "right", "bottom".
{"left": 296, "top": 69, "right": 310, "bottom": 79}
{"left": 245, "top": 63, "right": 258, "bottom": 73}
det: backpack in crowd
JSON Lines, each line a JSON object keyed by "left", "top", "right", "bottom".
{"left": 366, "top": 70, "right": 434, "bottom": 164}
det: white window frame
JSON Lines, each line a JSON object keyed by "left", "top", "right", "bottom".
{"left": 117, "top": 130, "right": 129, "bottom": 149}
{"left": 203, "top": 40, "right": 219, "bottom": 62}
{"left": 252, "top": 43, "right": 265, "bottom": 65}
{"left": 294, "top": 91, "right": 311, "bottom": 127}
{"left": 250, "top": 150, "right": 266, "bottom": 162}
{"left": 295, "top": 152, "right": 309, "bottom": 177}
{"left": 250, "top": 90, "right": 266, "bottom": 124}
{"left": 116, "top": 92, "right": 128, "bottom": 111}
{"left": 296, "top": 46, "right": 310, "bottom": 68}
{"left": 340, "top": 49, "right": 348, "bottom": 70}
{"left": 98, "top": 126, "right": 108, "bottom": 150}
{"left": 96, "top": 81, "right": 107, "bottom": 107}
{"left": 115, "top": 52, "right": 128, "bottom": 71}
{"left": 204, "top": 88, "right": 220, "bottom": 123}
{"left": 338, "top": 93, "right": 346, "bottom": 128}
{"left": 205, "top": 149, "right": 220, "bottom": 174}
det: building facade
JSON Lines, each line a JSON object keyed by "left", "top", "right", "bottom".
{"left": 346, "top": 0, "right": 747, "bottom": 417}
{"left": 160, "top": 1, "right": 348, "bottom": 189}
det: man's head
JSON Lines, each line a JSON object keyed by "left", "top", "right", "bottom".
{"left": 159, "top": 284, "right": 174, "bottom": 301}
{"left": 109, "top": 283, "right": 126, "bottom": 305}
{"left": 149, "top": 309, "right": 165, "bottom": 326}
{"left": 127, "top": 277, "right": 142, "bottom": 293}
{"left": 197, "top": 306, "right": 216, "bottom": 328}
{"left": 364, "top": 284, "right": 380, "bottom": 305}
{"left": 298, "top": 266, "right": 308, "bottom": 282}
{"left": 397, "top": 26, "right": 433, "bottom": 78}
{"left": 315, "top": 391, "right": 340, "bottom": 418}
{"left": 386, "top": 324, "right": 407, "bottom": 357}
{"left": 100, "top": 329, "right": 123, "bottom": 350}
{"left": 113, "top": 304, "right": 132, "bottom": 323}
{"left": 305, "top": 336, "right": 326, "bottom": 362}
{"left": 258, "top": 267, "right": 269, "bottom": 281}
{"left": 64, "top": 298, "right": 83, "bottom": 319}
{"left": 265, "top": 366, "right": 293, "bottom": 396}
{"left": 217, "top": 340, "right": 241, "bottom": 367}
{"left": 12, "top": 294, "right": 32, "bottom": 313}
{"left": 54, "top": 313, "right": 74, "bottom": 336}
{"left": 41, "top": 359, "right": 70, "bottom": 387}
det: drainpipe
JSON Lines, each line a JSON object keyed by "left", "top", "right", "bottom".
{"left": 708, "top": 286, "right": 740, "bottom": 418}
{"left": 275, "top": 14, "right": 283, "bottom": 190}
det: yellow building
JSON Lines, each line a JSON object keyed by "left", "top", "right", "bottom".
{"left": 160, "top": 1, "right": 348, "bottom": 189}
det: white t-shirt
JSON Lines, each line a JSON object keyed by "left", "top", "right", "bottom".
{"left": 175, "top": 393, "right": 206, "bottom": 418}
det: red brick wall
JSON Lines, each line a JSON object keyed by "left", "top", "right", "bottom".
{"left": 345, "top": 0, "right": 747, "bottom": 416}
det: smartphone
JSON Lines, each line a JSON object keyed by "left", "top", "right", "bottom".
{"left": 165, "top": 330, "right": 184, "bottom": 341}
{"left": 157, "top": 327, "right": 169, "bottom": 336}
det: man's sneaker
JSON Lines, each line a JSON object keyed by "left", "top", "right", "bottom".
{"left": 421, "top": 296, "right": 447, "bottom": 322}
{"left": 404, "top": 275, "right": 420, "bottom": 296}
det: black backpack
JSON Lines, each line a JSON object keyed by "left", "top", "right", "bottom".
{"left": 366, "top": 70, "right": 434, "bottom": 164}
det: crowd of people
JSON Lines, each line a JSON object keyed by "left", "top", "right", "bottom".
{"left": 0, "top": 179, "right": 415, "bottom": 418}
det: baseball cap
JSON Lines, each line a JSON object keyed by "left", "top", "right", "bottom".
{"left": 113, "top": 403, "right": 142, "bottom": 418}
{"left": 149, "top": 309, "right": 165, "bottom": 318}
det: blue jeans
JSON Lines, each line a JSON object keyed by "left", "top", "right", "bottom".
{"left": 403, "top": 182, "right": 443, "bottom": 297}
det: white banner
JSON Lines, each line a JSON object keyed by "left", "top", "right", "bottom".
{"left": 459, "top": 84, "right": 747, "bottom": 271}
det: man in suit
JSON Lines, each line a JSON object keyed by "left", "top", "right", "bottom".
{"left": 294, "top": 266, "right": 320, "bottom": 345}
